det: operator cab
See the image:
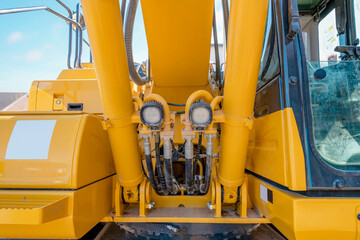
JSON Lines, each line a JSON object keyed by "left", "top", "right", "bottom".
{"left": 297, "top": 0, "right": 360, "bottom": 188}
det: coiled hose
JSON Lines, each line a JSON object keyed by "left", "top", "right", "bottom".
{"left": 125, "top": 0, "right": 147, "bottom": 86}
{"left": 222, "top": 0, "right": 229, "bottom": 49}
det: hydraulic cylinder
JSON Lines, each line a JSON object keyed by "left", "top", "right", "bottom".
{"left": 218, "top": 0, "right": 269, "bottom": 188}
{"left": 82, "top": 0, "right": 143, "bottom": 187}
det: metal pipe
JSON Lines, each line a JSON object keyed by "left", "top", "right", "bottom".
{"left": 73, "top": 3, "right": 83, "bottom": 69}
{"left": 218, "top": 0, "right": 269, "bottom": 188}
{"left": 0, "top": 6, "right": 47, "bottom": 14}
{"left": 81, "top": 0, "right": 144, "bottom": 187}
{"left": 56, "top": 0, "right": 73, "bottom": 69}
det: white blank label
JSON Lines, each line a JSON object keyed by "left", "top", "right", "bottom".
{"left": 260, "top": 184, "right": 268, "bottom": 203}
{"left": 5, "top": 120, "right": 56, "bottom": 160}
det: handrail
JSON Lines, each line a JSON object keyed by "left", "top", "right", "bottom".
{"left": 73, "top": 3, "right": 83, "bottom": 69}
{"left": 0, "top": 6, "right": 83, "bottom": 68}
{"left": 56, "top": 0, "right": 73, "bottom": 69}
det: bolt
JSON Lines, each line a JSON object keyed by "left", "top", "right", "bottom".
{"left": 333, "top": 179, "right": 344, "bottom": 189}
{"left": 207, "top": 202, "right": 215, "bottom": 210}
{"left": 56, "top": 100, "right": 61, "bottom": 104}
{"left": 289, "top": 76, "right": 298, "bottom": 85}
{"left": 147, "top": 201, "right": 155, "bottom": 209}
{"left": 166, "top": 225, "right": 180, "bottom": 233}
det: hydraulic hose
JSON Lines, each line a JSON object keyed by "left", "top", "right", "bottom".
{"left": 124, "top": 0, "right": 147, "bottom": 86}
{"left": 164, "top": 139, "right": 178, "bottom": 194}
{"left": 185, "top": 139, "right": 194, "bottom": 194}
{"left": 192, "top": 134, "right": 203, "bottom": 185}
{"left": 212, "top": 9, "right": 222, "bottom": 86}
{"left": 155, "top": 134, "right": 169, "bottom": 195}
{"left": 200, "top": 135, "right": 214, "bottom": 194}
{"left": 120, "top": 0, "right": 127, "bottom": 26}
{"left": 144, "top": 137, "right": 158, "bottom": 190}
{"left": 221, "top": 0, "right": 229, "bottom": 49}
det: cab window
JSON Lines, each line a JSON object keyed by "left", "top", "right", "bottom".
{"left": 257, "top": 0, "right": 280, "bottom": 90}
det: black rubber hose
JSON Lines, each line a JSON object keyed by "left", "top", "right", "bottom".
{"left": 164, "top": 157, "right": 175, "bottom": 194}
{"left": 167, "top": 102, "right": 186, "bottom": 107}
{"left": 145, "top": 154, "right": 158, "bottom": 190}
{"left": 212, "top": 8, "right": 222, "bottom": 86}
{"left": 192, "top": 134, "right": 203, "bottom": 184}
{"left": 155, "top": 136, "right": 169, "bottom": 195}
{"left": 124, "top": 0, "right": 147, "bottom": 85}
{"left": 185, "top": 157, "right": 194, "bottom": 194}
{"left": 120, "top": 0, "right": 127, "bottom": 25}
{"left": 201, "top": 154, "right": 213, "bottom": 194}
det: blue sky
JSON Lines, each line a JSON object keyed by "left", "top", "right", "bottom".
{"left": 0, "top": 0, "right": 224, "bottom": 92}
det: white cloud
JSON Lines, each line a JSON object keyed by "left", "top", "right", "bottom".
{"left": 7, "top": 32, "right": 23, "bottom": 44}
{"left": 25, "top": 49, "right": 43, "bottom": 62}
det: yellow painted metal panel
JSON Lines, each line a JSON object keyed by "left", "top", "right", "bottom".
{"left": 0, "top": 177, "right": 113, "bottom": 239}
{"left": 248, "top": 174, "right": 360, "bottom": 240}
{"left": 27, "top": 82, "right": 38, "bottom": 111}
{"left": 0, "top": 195, "right": 69, "bottom": 225}
{"left": 29, "top": 80, "right": 103, "bottom": 113}
{"left": 141, "top": 0, "right": 213, "bottom": 88}
{"left": 0, "top": 113, "right": 114, "bottom": 189}
{"left": 56, "top": 68, "right": 96, "bottom": 80}
{"left": 247, "top": 108, "right": 306, "bottom": 190}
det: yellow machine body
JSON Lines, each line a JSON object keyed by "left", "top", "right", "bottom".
{"left": 1, "top": 0, "right": 360, "bottom": 239}
{"left": 0, "top": 113, "right": 114, "bottom": 238}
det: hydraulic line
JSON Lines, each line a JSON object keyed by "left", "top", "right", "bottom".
{"left": 164, "top": 138, "right": 178, "bottom": 194}
{"left": 192, "top": 134, "right": 203, "bottom": 185}
{"left": 120, "top": 0, "right": 126, "bottom": 25}
{"left": 212, "top": 8, "right": 222, "bottom": 86}
{"left": 201, "top": 135, "right": 214, "bottom": 194}
{"left": 125, "top": 0, "right": 147, "bottom": 86}
{"left": 144, "top": 137, "right": 158, "bottom": 190}
{"left": 155, "top": 133, "right": 169, "bottom": 195}
{"left": 185, "top": 139, "right": 194, "bottom": 194}
{"left": 221, "top": 0, "right": 229, "bottom": 50}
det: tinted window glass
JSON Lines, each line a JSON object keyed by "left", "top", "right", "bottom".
{"left": 355, "top": 0, "right": 360, "bottom": 40}
{"left": 257, "top": 2, "right": 280, "bottom": 90}
{"left": 307, "top": 60, "right": 360, "bottom": 170}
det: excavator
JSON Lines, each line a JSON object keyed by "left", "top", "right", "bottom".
{"left": 0, "top": 0, "right": 360, "bottom": 239}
